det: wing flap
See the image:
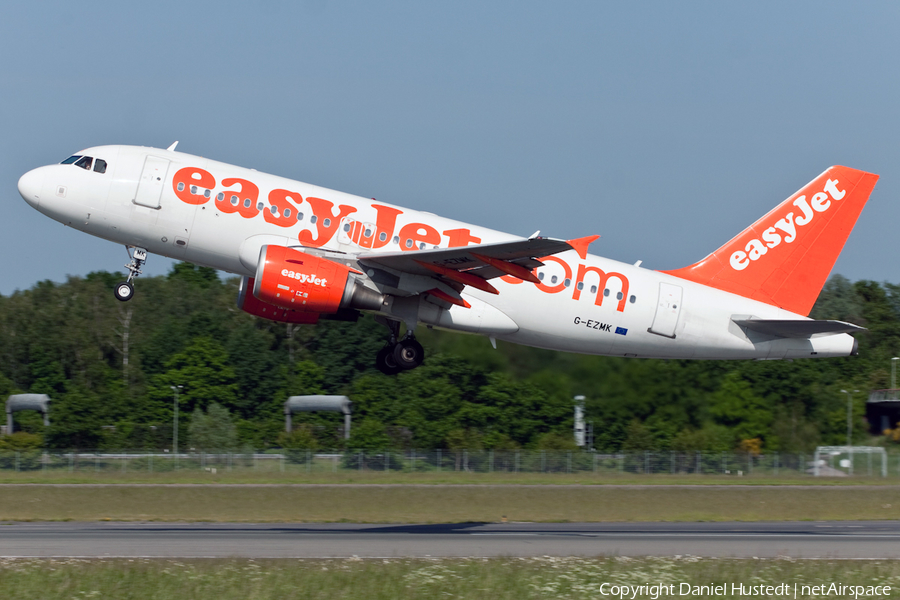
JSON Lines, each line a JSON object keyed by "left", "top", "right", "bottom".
{"left": 358, "top": 237, "right": 572, "bottom": 280}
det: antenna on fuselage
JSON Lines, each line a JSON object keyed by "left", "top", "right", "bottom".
{"left": 167, "top": 141, "right": 179, "bottom": 152}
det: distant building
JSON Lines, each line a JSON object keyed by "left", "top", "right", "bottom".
{"left": 866, "top": 390, "right": 900, "bottom": 434}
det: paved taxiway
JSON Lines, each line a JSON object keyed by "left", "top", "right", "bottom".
{"left": 2, "top": 521, "right": 900, "bottom": 558}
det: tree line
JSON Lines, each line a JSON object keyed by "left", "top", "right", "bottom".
{"left": 0, "top": 264, "right": 899, "bottom": 453}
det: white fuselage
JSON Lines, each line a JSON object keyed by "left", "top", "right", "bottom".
{"left": 18, "top": 145, "right": 856, "bottom": 360}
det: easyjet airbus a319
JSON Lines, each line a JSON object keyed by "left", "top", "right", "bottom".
{"left": 17, "top": 144, "right": 878, "bottom": 373}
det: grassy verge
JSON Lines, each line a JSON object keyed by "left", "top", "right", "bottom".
{"left": 0, "top": 470, "right": 896, "bottom": 485}
{"left": 1, "top": 484, "right": 899, "bottom": 522}
{"left": 1, "top": 557, "right": 900, "bottom": 599}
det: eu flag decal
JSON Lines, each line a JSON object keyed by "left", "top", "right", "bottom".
{"left": 615, "top": 327, "right": 628, "bottom": 336}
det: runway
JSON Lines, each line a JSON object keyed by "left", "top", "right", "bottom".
{"left": 2, "top": 521, "right": 900, "bottom": 558}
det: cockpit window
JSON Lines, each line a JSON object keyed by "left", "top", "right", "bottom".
{"left": 61, "top": 155, "right": 82, "bottom": 165}
{"left": 73, "top": 156, "right": 93, "bottom": 170}
{"left": 93, "top": 159, "right": 107, "bottom": 174}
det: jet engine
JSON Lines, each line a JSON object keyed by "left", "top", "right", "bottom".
{"left": 236, "top": 277, "right": 320, "bottom": 324}
{"left": 252, "top": 245, "right": 384, "bottom": 314}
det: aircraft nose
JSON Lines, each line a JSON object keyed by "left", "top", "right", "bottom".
{"left": 18, "top": 168, "right": 44, "bottom": 208}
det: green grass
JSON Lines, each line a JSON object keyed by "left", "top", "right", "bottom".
{"left": 1, "top": 557, "right": 900, "bottom": 599}
{"left": 0, "top": 469, "right": 896, "bottom": 486}
{"left": 1, "top": 483, "right": 899, "bottom": 522}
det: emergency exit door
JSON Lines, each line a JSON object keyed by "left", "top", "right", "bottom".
{"left": 648, "top": 282, "right": 682, "bottom": 338}
{"left": 133, "top": 155, "right": 170, "bottom": 209}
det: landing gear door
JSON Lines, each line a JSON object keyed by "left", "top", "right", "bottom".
{"left": 648, "top": 282, "right": 682, "bottom": 338}
{"left": 133, "top": 156, "right": 170, "bottom": 209}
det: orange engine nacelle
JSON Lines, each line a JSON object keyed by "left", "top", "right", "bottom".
{"left": 236, "top": 277, "right": 320, "bottom": 324}
{"left": 251, "top": 245, "right": 385, "bottom": 315}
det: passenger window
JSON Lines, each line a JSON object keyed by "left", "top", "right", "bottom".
{"left": 576, "top": 282, "right": 584, "bottom": 291}
{"left": 284, "top": 208, "right": 291, "bottom": 218}
{"left": 550, "top": 275, "right": 558, "bottom": 284}
{"left": 93, "top": 159, "right": 107, "bottom": 173}
{"left": 310, "top": 216, "right": 317, "bottom": 224}
{"left": 379, "top": 232, "right": 387, "bottom": 242}
{"left": 244, "top": 198, "right": 251, "bottom": 208}
{"left": 61, "top": 155, "right": 81, "bottom": 165}
{"left": 538, "top": 272, "right": 545, "bottom": 281}
{"left": 629, "top": 295, "right": 636, "bottom": 303}
{"left": 74, "top": 156, "right": 93, "bottom": 170}
{"left": 297, "top": 212, "right": 304, "bottom": 221}
{"left": 616, "top": 291, "right": 623, "bottom": 300}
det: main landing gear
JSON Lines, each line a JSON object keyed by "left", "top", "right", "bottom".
{"left": 114, "top": 246, "right": 148, "bottom": 302}
{"left": 375, "top": 318, "right": 425, "bottom": 375}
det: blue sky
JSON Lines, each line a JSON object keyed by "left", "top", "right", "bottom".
{"left": 2, "top": 1, "right": 899, "bottom": 294}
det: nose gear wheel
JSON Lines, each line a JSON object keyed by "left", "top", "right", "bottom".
{"left": 114, "top": 282, "right": 134, "bottom": 302}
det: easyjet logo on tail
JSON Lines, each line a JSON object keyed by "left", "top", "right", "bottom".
{"left": 729, "top": 178, "right": 846, "bottom": 271}
{"left": 664, "top": 165, "right": 879, "bottom": 317}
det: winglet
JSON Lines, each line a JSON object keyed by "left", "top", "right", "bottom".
{"left": 567, "top": 235, "right": 600, "bottom": 260}
{"left": 167, "top": 141, "right": 179, "bottom": 152}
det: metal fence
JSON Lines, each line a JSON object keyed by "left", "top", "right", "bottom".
{"left": 1, "top": 449, "right": 899, "bottom": 477}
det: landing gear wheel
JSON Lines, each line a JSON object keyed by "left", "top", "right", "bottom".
{"left": 393, "top": 338, "right": 425, "bottom": 370}
{"left": 115, "top": 246, "right": 148, "bottom": 301}
{"left": 114, "top": 282, "right": 134, "bottom": 302}
{"left": 376, "top": 345, "right": 402, "bottom": 375}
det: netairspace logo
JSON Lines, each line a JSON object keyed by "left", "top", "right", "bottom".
{"left": 597, "top": 582, "right": 892, "bottom": 599}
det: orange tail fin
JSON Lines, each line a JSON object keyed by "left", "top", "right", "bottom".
{"left": 663, "top": 166, "right": 878, "bottom": 316}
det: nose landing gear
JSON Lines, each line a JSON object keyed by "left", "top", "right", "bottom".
{"left": 374, "top": 317, "right": 425, "bottom": 374}
{"left": 114, "top": 246, "right": 148, "bottom": 302}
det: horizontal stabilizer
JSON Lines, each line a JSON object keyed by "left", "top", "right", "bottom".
{"left": 732, "top": 318, "right": 865, "bottom": 338}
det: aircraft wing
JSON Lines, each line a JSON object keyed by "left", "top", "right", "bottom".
{"left": 732, "top": 318, "right": 865, "bottom": 338}
{"left": 356, "top": 237, "right": 572, "bottom": 303}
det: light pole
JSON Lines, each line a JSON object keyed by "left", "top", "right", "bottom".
{"left": 841, "top": 388, "right": 859, "bottom": 477}
{"left": 841, "top": 389, "right": 859, "bottom": 447}
{"left": 892, "top": 357, "right": 899, "bottom": 390}
{"left": 170, "top": 385, "right": 183, "bottom": 455}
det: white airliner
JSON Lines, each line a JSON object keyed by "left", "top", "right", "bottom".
{"left": 17, "top": 144, "right": 878, "bottom": 373}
